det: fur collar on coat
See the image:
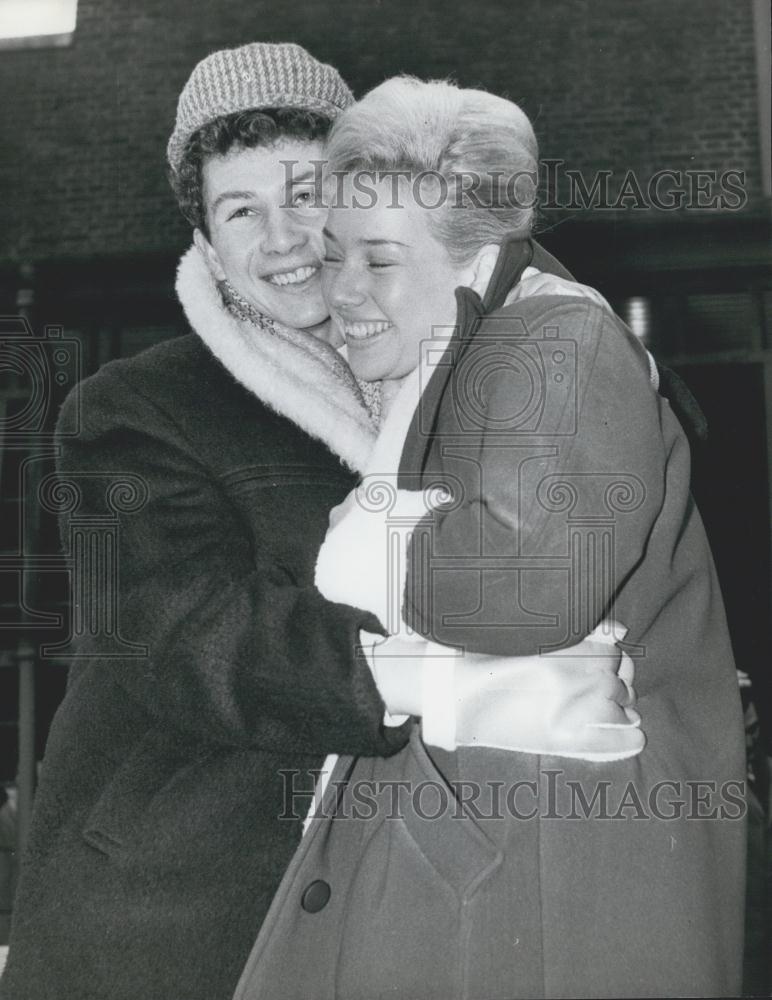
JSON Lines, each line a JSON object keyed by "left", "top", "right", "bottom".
{"left": 175, "top": 244, "right": 377, "bottom": 474}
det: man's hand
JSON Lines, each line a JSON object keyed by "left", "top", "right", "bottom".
{"left": 327, "top": 489, "right": 360, "bottom": 531}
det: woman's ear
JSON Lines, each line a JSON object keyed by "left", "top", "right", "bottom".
{"left": 194, "top": 228, "right": 227, "bottom": 282}
{"left": 466, "top": 243, "right": 500, "bottom": 297}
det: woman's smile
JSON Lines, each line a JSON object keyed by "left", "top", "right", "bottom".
{"left": 341, "top": 320, "right": 394, "bottom": 342}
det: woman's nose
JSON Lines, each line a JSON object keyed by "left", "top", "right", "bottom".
{"left": 326, "top": 265, "right": 367, "bottom": 311}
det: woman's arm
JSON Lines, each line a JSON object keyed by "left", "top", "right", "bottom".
{"left": 366, "top": 627, "right": 643, "bottom": 760}
{"left": 403, "top": 298, "right": 666, "bottom": 656}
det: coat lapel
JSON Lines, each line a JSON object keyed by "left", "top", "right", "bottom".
{"left": 397, "top": 286, "right": 484, "bottom": 483}
{"left": 398, "top": 237, "right": 536, "bottom": 482}
{"left": 175, "top": 245, "right": 376, "bottom": 474}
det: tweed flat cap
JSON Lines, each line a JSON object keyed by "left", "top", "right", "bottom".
{"left": 167, "top": 42, "right": 354, "bottom": 172}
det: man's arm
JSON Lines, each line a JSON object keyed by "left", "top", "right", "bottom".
{"left": 56, "top": 366, "right": 410, "bottom": 756}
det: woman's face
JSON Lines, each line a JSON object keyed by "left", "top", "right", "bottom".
{"left": 321, "top": 177, "right": 474, "bottom": 381}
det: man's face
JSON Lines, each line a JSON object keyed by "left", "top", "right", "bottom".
{"left": 195, "top": 139, "right": 329, "bottom": 331}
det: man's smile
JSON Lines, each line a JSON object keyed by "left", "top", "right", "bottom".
{"left": 263, "top": 264, "right": 320, "bottom": 287}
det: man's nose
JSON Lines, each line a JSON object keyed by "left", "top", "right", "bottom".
{"left": 260, "top": 209, "right": 305, "bottom": 255}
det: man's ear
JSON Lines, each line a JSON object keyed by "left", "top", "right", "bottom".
{"left": 466, "top": 243, "right": 500, "bottom": 297}
{"left": 194, "top": 228, "right": 227, "bottom": 282}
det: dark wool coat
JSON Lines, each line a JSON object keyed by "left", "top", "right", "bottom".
{"left": 234, "top": 240, "right": 747, "bottom": 1000}
{"left": 0, "top": 248, "right": 411, "bottom": 1000}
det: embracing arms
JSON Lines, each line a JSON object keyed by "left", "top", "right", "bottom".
{"left": 315, "top": 298, "right": 654, "bottom": 758}
{"left": 55, "top": 363, "right": 409, "bottom": 756}
{"left": 403, "top": 298, "right": 665, "bottom": 656}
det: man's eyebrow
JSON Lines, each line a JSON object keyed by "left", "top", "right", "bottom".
{"left": 288, "top": 168, "right": 317, "bottom": 184}
{"left": 211, "top": 190, "right": 256, "bottom": 213}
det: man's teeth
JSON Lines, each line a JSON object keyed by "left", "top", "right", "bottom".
{"left": 343, "top": 321, "right": 392, "bottom": 340}
{"left": 266, "top": 265, "right": 318, "bottom": 286}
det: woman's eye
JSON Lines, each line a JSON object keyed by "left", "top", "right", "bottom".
{"left": 367, "top": 261, "right": 396, "bottom": 270}
{"left": 322, "top": 256, "right": 343, "bottom": 265}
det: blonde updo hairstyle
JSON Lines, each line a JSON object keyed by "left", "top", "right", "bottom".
{"left": 324, "top": 76, "right": 538, "bottom": 266}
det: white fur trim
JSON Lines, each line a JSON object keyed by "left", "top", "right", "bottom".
{"left": 314, "top": 366, "right": 440, "bottom": 627}
{"left": 175, "top": 245, "right": 376, "bottom": 473}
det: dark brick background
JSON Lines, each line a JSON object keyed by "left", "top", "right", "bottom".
{"left": 0, "top": 0, "right": 765, "bottom": 263}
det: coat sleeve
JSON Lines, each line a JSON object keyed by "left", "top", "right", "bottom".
{"left": 56, "top": 365, "right": 411, "bottom": 755}
{"left": 404, "top": 299, "right": 667, "bottom": 656}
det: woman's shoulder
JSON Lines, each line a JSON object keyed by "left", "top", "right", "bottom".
{"left": 455, "top": 294, "right": 658, "bottom": 438}
{"left": 486, "top": 293, "right": 614, "bottom": 335}
{"left": 480, "top": 294, "right": 652, "bottom": 384}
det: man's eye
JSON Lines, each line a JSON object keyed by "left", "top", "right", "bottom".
{"left": 367, "top": 261, "right": 396, "bottom": 270}
{"left": 227, "top": 206, "right": 254, "bottom": 221}
{"left": 322, "top": 256, "right": 343, "bottom": 265}
{"left": 292, "top": 188, "right": 318, "bottom": 208}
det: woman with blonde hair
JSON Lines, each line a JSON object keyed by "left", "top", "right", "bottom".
{"left": 235, "top": 77, "right": 746, "bottom": 1000}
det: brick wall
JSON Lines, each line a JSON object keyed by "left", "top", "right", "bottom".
{"left": 0, "top": 0, "right": 764, "bottom": 263}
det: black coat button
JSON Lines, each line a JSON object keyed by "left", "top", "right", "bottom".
{"left": 301, "top": 879, "right": 331, "bottom": 913}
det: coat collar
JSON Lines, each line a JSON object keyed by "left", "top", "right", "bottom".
{"left": 175, "top": 245, "right": 376, "bottom": 474}
{"left": 481, "top": 236, "right": 534, "bottom": 313}
{"left": 398, "top": 236, "right": 537, "bottom": 480}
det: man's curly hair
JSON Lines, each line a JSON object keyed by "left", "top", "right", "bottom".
{"left": 169, "top": 107, "right": 332, "bottom": 235}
